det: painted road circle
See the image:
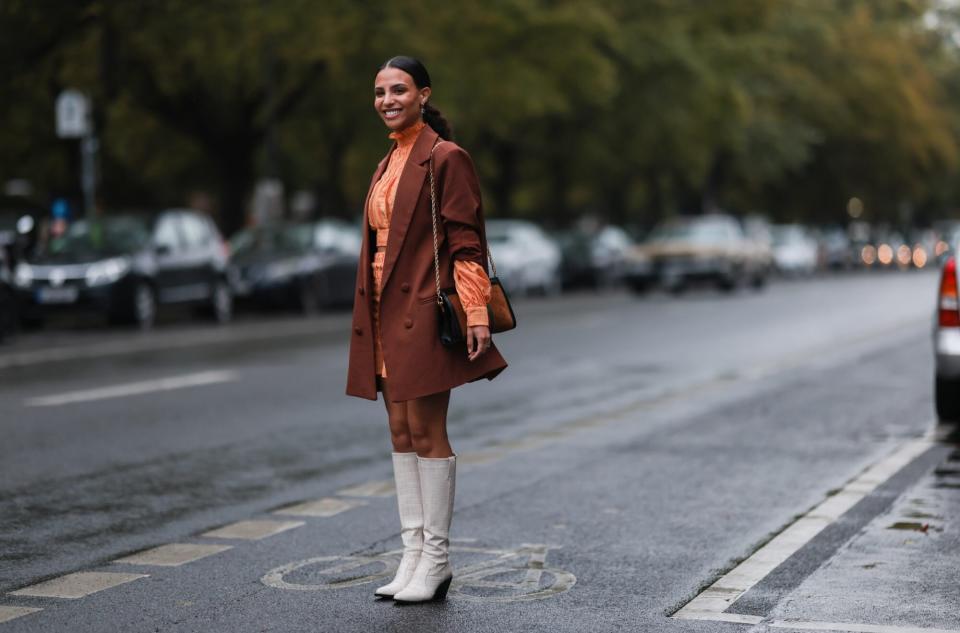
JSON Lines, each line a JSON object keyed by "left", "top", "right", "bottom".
{"left": 260, "top": 544, "right": 576, "bottom": 603}
{"left": 261, "top": 555, "right": 397, "bottom": 591}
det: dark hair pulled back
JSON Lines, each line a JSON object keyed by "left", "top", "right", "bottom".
{"left": 380, "top": 55, "right": 454, "bottom": 141}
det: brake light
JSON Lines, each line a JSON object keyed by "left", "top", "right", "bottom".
{"left": 940, "top": 257, "right": 960, "bottom": 327}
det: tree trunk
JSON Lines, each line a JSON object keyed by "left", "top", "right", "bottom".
{"left": 489, "top": 139, "right": 518, "bottom": 217}
{"left": 216, "top": 145, "right": 256, "bottom": 237}
{"left": 701, "top": 149, "right": 730, "bottom": 214}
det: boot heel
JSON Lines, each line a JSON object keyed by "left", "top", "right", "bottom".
{"left": 432, "top": 576, "right": 452, "bottom": 601}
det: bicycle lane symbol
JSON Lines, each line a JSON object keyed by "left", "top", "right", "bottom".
{"left": 260, "top": 543, "right": 576, "bottom": 603}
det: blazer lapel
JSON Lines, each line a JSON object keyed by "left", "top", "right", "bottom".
{"left": 380, "top": 126, "right": 438, "bottom": 291}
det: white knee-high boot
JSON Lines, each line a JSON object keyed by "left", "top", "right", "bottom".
{"left": 393, "top": 455, "right": 456, "bottom": 603}
{"left": 374, "top": 452, "right": 423, "bottom": 598}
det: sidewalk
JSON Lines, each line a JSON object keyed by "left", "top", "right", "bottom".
{"left": 759, "top": 425, "right": 960, "bottom": 632}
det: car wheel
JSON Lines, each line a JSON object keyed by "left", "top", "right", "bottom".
{"left": 936, "top": 377, "right": 960, "bottom": 422}
{"left": 628, "top": 280, "right": 650, "bottom": 295}
{"left": 0, "top": 288, "right": 16, "bottom": 342}
{"left": 132, "top": 282, "right": 156, "bottom": 330}
{"left": 543, "top": 273, "right": 562, "bottom": 297}
{"left": 211, "top": 279, "right": 233, "bottom": 324}
{"left": 298, "top": 278, "right": 323, "bottom": 316}
{"left": 717, "top": 266, "right": 740, "bottom": 292}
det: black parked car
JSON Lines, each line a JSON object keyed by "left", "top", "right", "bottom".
{"left": 228, "top": 220, "right": 359, "bottom": 314}
{"left": 13, "top": 209, "right": 232, "bottom": 329}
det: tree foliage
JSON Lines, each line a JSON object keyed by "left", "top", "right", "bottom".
{"left": 1, "top": 0, "right": 959, "bottom": 233}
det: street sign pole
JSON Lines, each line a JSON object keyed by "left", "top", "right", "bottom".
{"left": 80, "top": 134, "right": 98, "bottom": 217}
{"left": 56, "top": 89, "right": 97, "bottom": 216}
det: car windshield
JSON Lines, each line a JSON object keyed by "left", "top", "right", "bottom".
{"left": 487, "top": 222, "right": 523, "bottom": 244}
{"left": 650, "top": 221, "right": 727, "bottom": 244}
{"left": 47, "top": 217, "right": 150, "bottom": 257}
{"left": 233, "top": 225, "right": 313, "bottom": 256}
{"left": 772, "top": 227, "right": 804, "bottom": 246}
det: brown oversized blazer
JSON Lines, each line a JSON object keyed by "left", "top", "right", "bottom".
{"left": 346, "top": 125, "right": 508, "bottom": 402}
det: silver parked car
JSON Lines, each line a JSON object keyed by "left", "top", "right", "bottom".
{"left": 935, "top": 255, "right": 960, "bottom": 421}
{"left": 486, "top": 219, "right": 562, "bottom": 296}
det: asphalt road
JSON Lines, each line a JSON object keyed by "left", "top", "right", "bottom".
{"left": 0, "top": 271, "right": 956, "bottom": 633}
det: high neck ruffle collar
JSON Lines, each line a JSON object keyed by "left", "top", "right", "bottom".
{"left": 389, "top": 119, "right": 426, "bottom": 147}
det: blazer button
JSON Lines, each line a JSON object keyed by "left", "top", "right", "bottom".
{"left": 354, "top": 327, "right": 363, "bottom": 335}
{"left": 401, "top": 283, "right": 411, "bottom": 293}
{"left": 358, "top": 287, "right": 365, "bottom": 296}
{"left": 404, "top": 318, "right": 413, "bottom": 329}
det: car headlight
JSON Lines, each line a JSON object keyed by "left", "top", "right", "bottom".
{"left": 85, "top": 257, "right": 130, "bottom": 287}
{"left": 14, "top": 262, "right": 32, "bottom": 288}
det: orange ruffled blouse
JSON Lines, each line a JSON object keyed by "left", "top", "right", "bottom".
{"left": 368, "top": 120, "right": 491, "bottom": 377}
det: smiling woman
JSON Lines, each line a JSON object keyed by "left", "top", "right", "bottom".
{"left": 345, "top": 56, "right": 507, "bottom": 605}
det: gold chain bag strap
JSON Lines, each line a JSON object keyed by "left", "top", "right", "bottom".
{"left": 429, "top": 140, "right": 517, "bottom": 348}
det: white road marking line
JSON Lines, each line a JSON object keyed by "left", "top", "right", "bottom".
{"left": 24, "top": 370, "right": 239, "bottom": 407}
{"left": 9, "top": 572, "right": 148, "bottom": 599}
{"left": 769, "top": 620, "right": 960, "bottom": 633}
{"left": 201, "top": 519, "right": 304, "bottom": 540}
{"left": 673, "top": 436, "right": 934, "bottom": 622}
{"left": 112, "top": 543, "right": 232, "bottom": 567}
{"left": 336, "top": 480, "right": 395, "bottom": 498}
{"left": 273, "top": 498, "right": 366, "bottom": 518}
{"left": 0, "top": 606, "right": 41, "bottom": 623}
{"left": 676, "top": 611, "right": 763, "bottom": 624}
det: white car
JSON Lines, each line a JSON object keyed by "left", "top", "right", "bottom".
{"left": 771, "top": 224, "right": 818, "bottom": 276}
{"left": 935, "top": 255, "right": 960, "bottom": 421}
{"left": 486, "top": 219, "right": 562, "bottom": 296}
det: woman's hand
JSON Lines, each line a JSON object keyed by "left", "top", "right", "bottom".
{"left": 466, "top": 325, "right": 491, "bottom": 361}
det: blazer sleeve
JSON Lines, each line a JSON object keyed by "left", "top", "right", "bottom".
{"left": 436, "top": 144, "right": 485, "bottom": 266}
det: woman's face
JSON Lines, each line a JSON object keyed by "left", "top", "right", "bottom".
{"left": 374, "top": 67, "right": 430, "bottom": 132}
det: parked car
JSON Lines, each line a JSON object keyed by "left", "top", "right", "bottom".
{"left": 627, "top": 214, "right": 761, "bottom": 293}
{"left": 819, "top": 227, "right": 854, "bottom": 270}
{"left": 771, "top": 224, "right": 819, "bottom": 276}
{"left": 0, "top": 247, "right": 16, "bottom": 342}
{"left": 486, "top": 219, "right": 562, "bottom": 296}
{"left": 935, "top": 255, "right": 960, "bottom": 421}
{"left": 228, "top": 220, "right": 359, "bottom": 314}
{"left": 13, "top": 209, "right": 232, "bottom": 329}
{"left": 556, "top": 224, "right": 634, "bottom": 289}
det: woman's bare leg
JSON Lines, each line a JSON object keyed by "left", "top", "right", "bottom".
{"left": 406, "top": 389, "right": 453, "bottom": 458}
{"left": 381, "top": 379, "right": 414, "bottom": 453}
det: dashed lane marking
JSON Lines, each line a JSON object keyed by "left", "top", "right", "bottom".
{"left": 768, "top": 620, "right": 960, "bottom": 633}
{"left": 335, "top": 480, "right": 395, "bottom": 498}
{"left": 672, "top": 436, "right": 934, "bottom": 623}
{"left": 273, "top": 498, "right": 366, "bottom": 518}
{"left": 9, "top": 572, "right": 148, "bottom": 599}
{"left": 0, "top": 607, "right": 41, "bottom": 624}
{"left": 112, "top": 543, "right": 233, "bottom": 567}
{"left": 201, "top": 519, "right": 304, "bottom": 540}
{"left": 23, "top": 370, "right": 239, "bottom": 407}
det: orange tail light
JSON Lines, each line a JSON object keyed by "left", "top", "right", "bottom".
{"left": 940, "top": 257, "right": 960, "bottom": 328}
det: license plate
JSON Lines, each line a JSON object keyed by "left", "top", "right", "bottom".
{"left": 37, "top": 286, "right": 79, "bottom": 304}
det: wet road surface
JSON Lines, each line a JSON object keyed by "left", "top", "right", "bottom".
{"left": 0, "top": 271, "right": 956, "bottom": 632}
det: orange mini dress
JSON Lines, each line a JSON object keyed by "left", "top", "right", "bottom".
{"left": 368, "top": 121, "right": 491, "bottom": 377}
